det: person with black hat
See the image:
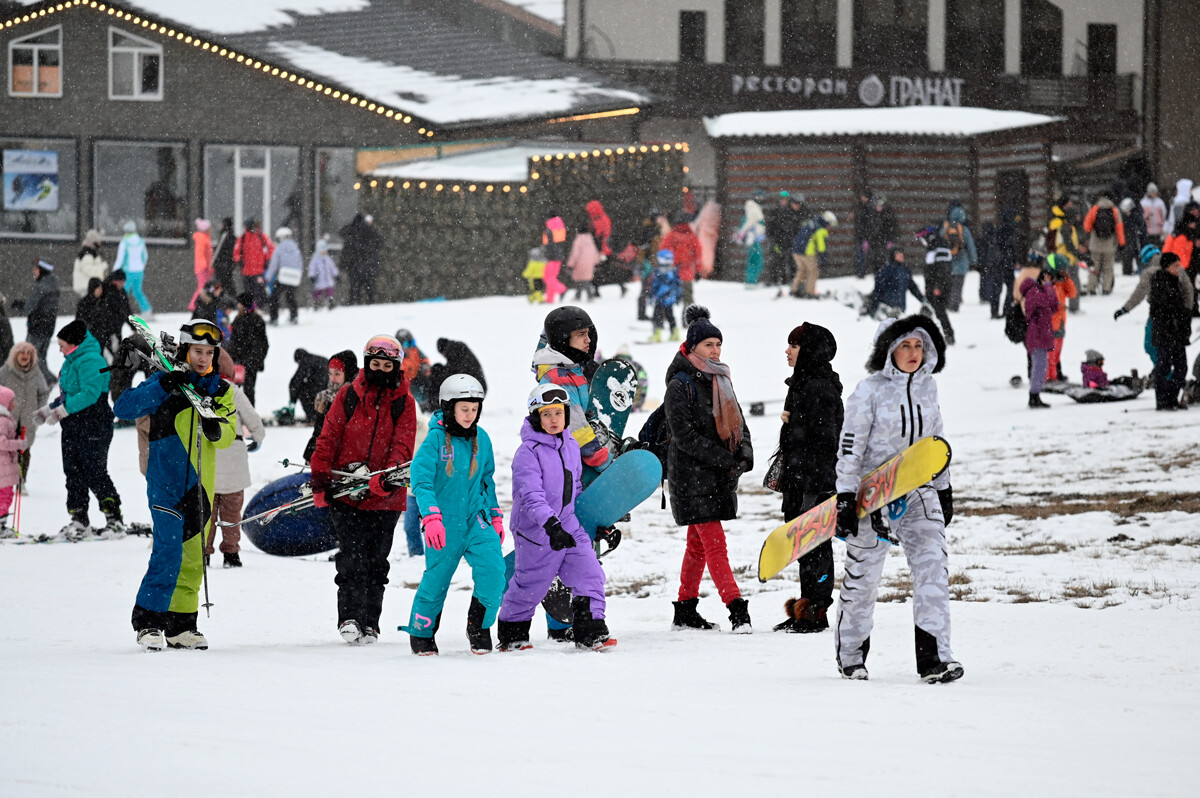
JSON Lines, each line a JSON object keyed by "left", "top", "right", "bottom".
{"left": 772, "top": 322, "right": 843, "bottom": 633}
{"left": 35, "top": 320, "right": 124, "bottom": 540}
{"left": 96, "top": 269, "right": 132, "bottom": 357}
{"left": 113, "top": 319, "right": 237, "bottom": 650}
{"left": 18, "top": 259, "right": 60, "bottom": 386}
{"left": 226, "top": 292, "right": 269, "bottom": 405}
{"left": 666, "top": 305, "right": 753, "bottom": 633}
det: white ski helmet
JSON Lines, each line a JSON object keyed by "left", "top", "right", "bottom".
{"left": 439, "top": 374, "right": 485, "bottom": 403}
{"left": 178, "top": 318, "right": 224, "bottom": 348}
{"left": 527, "top": 382, "right": 570, "bottom": 422}
{"left": 822, "top": 210, "right": 838, "bottom": 228}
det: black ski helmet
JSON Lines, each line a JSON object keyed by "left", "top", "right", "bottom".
{"left": 543, "top": 306, "right": 597, "bottom": 363}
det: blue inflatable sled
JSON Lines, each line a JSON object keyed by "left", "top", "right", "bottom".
{"left": 242, "top": 472, "right": 337, "bottom": 557}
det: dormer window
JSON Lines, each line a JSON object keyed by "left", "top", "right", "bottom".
{"left": 9, "top": 26, "right": 62, "bottom": 98}
{"left": 109, "top": 28, "right": 162, "bottom": 100}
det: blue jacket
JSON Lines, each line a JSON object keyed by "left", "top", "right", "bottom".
{"left": 408, "top": 410, "right": 500, "bottom": 536}
{"left": 651, "top": 266, "right": 682, "bottom": 307}
{"left": 58, "top": 332, "right": 110, "bottom": 414}
{"left": 944, "top": 207, "right": 978, "bottom": 276}
{"left": 873, "top": 259, "right": 926, "bottom": 311}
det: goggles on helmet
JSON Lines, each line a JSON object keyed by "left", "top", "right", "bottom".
{"left": 363, "top": 334, "right": 403, "bottom": 360}
{"left": 179, "top": 319, "right": 223, "bottom": 346}
{"left": 528, "top": 385, "right": 570, "bottom": 413}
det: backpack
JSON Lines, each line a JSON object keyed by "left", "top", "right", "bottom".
{"left": 1004, "top": 300, "right": 1027, "bottom": 344}
{"left": 638, "top": 372, "right": 694, "bottom": 469}
{"left": 342, "top": 384, "right": 407, "bottom": 424}
{"left": 1092, "top": 207, "right": 1117, "bottom": 240}
{"left": 942, "top": 222, "right": 963, "bottom": 256}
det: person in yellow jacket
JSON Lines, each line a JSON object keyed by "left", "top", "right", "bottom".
{"left": 790, "top": 211, "right": 838, "bottom": 298}
{"left": 1048, "top": 196, "right": 1085, "bottom": 312}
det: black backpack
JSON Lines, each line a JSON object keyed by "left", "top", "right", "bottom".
{"left": 638, "top": 372, "right": 694, "bottom": 469}
{"left": 342, "top": 384, "right": 407, "bottom": 424}
{"left": 1004, "top": 301, "right": 1027, "bottom": 344}
{"left": 1092, "top": 207, "right": 1117, "bottom": 240}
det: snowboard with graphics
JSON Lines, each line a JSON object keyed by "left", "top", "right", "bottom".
{"left": 585, "top": 358, "right": 638, "bottom": 464}
{"left": 756, "top": 436, "right": 952, "bottom": 582}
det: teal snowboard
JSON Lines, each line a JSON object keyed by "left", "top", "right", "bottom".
{"left": 503, "top": 449, "right": 663, "bottom": 624}
{"left": 584, "top": 358, "right": 638, "bottom": 474}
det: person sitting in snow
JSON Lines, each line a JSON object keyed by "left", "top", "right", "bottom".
{"left": 1080, "top": 350, "right": 1110, "bottom": 389}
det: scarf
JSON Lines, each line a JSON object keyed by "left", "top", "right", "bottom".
{"left": 685, "top": 351, "right": 743, "bottom": 451}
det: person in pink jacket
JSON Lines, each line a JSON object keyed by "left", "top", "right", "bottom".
{"left": 0, "top": 385, "right": 29, "bottom": 537}
{"left": 190, "top": 219, "right": 214, "bottom": 311}
{"left": 567, "top": 223, "right": 602, "bottom": 301}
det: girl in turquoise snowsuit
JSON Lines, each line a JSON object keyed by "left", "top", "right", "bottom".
{"left": 402, "top": 374, "right": 505, "bottom": 655}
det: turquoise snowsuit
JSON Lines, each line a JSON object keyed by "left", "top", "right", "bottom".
{"left": 402, "top": 410, "right": 505, "bottom": 638}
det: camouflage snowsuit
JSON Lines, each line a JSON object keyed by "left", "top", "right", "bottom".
{"left": 834, "top": 324, "right": 954, "bottom": 673}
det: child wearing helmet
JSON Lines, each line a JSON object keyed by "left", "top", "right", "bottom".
{"left": 309, "top": 334, "right": 415, "bottom": 646}
{"left": 401, "top": 374, "right": 503, "bottom": 655}
{"left": 113, "top": 319, "right": 237, "bottom": 651}
{"left": 649, "top": 249, "right": 682, "bottom": 343}
{"left": 496, "top": 383, "right": 615, "bottom": 652}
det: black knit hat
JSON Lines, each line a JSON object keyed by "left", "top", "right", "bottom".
{"left": 237, "top": 291, "right": 255, "bottom": 309}
{"left": 57, "top": 319, "right": 88, "bottom": 346}
{"left": 684, "top": 305, "right": 722, "bottom": 351}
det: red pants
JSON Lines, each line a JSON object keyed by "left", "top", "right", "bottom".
{"left": 204, "top": 491, "right": 244, "bottom": 555}
{"left": 678, "top": 521, "right": 741, "bottom": 604}
{"left": 1046, "top": 336, "right": 1065, "bottom": 381}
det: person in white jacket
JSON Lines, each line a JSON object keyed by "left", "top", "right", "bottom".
{"left": 832, "top": 315, "right": 961, "bottom": 684}
{"left": 205, "top": 351, "right": 266, "bottom": 567}
{"left": 1141, "top": 183, "right": 1168, "bottom": 245}
{"left": 72, "top": 229, "right": 108, "bottom": 296}
{"left": 113, "top": 221, "right": 152, "bottom": 318}
{"left": 735, "top": 190, "right": 766, "bottom": 287}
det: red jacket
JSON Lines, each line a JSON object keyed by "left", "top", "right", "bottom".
{"left": 586, "top": 200, "right": 612, "bottom": 256}
{"left": 234, "top": 230, "right": 275, "bottom": 277}
{"left": 311, "top": 371, "right": 416, "bottom": 511}
{"left": 662, "top": 223, "right": 701, "bottom": 281}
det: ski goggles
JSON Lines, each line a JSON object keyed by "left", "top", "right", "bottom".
{"left": 364, "top": 335, "right": 402, "bottom": 359}
{"left": 528, "top": 385, "right": 570, "bottom": 412}
{"left": 179, "top": 320, "right": 223, "bottom": 346}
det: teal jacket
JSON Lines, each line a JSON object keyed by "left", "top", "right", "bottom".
{"left": 59, "top": 332, "right": 110, "bottom": 414}
{"left": 408, "top": 410, "right": 500, "bottom": 536}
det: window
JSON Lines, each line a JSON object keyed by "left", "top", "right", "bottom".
{"left": 1020, "top": 0, "right": 1062, "bottom": 77}
{"left": 854, "top": 0, "right": 928, "bottom": 71}
{"left": 679, "top": 11, "right": 707, "bottom": 64}
{"left": 781, "top": 0, "right": 837, "bottom": 67}
{"left": 0, "top": 137, "right": 77, "bottom": 239}
{"left": 204, "top": 145, "right": 301, "bottom": 238}
{"left": 946, "top": 0, "right": 1004, "bottom": 74}
{"left": 1087, "top": 24, "right": 1117, "bottom": 76}
{"left": 725, "top": 1, "right": 764, "bottom": 65}
{"left": 316, "top": 148, "right": 358, "bottom": 248}
{"left": 94, "top": 141, "right": 188, "bottom": 241}
{"left": 109, "top": 27, "right": 162, "bottom": 100}
{"left": 9, "top": 25, "right": 62, "bottom": 97}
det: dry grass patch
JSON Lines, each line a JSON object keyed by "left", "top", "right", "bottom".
{"left": 608, "top": 573, "right": 668, "bottom": 598}
{"left": 960, "top": 491, "right": 1200, "bottom": 519}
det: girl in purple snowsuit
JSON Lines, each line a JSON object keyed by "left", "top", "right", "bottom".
{"left": 496, "top": 383, "right": 614, "bottom": 652}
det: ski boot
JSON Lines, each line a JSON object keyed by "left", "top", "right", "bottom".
{"left": 839, "top": 663, "right": 869, "bottom": 680}
{"left": 465, "top": 597, "right": 493, "bottom": 654}
{"left": 410, "top": 634, "right": 439, "bottom": 656}
{"left": 223, "top": 552, "right": 243, "bottom": 568}
{"left": 0, "top": 519, "right": 14, "bottom": 540}
{"left": 137, "top": 628, "right": 166, "bottom": 652}
{"left": 727, "top": 598, "right": 752, "bottom": 634}
{"left": 671, "top": 598, "right": 718, "bottom": 631}
{"left": 649, "top": 328, "right": 663, "bottom": 343}
{"left": 339, "top": 619, "right": 365, "bottom": 644}
{"left": 60, "top": 512, "right": 90, "bottom": 542}
{"left": 572, "top": 597, "right": 616, "bottom": 651}
{"left": 669, "top": 327, "right": 681, "bottom": 342}
{"left": 361, "top": 626, "right": 379, "bottom": 645}
{"left": 497, "top": 620, "right": 533, "bottom": 652}
{"left": 98, "top": 498, "right": 128, "bottom": 539}
{"left": 919, "top": 660, "right": 964, "bottom": 684}
{"left": 166, "top": 630, "right": 209, "bottom": 650}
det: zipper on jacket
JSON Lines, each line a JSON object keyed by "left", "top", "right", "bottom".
{"left": 558, "top": 444, "right": 572, "bottom": 506}
{"left": 905, "top": 374, "right": 916, "bottom": 446}
{"left": 900, "top": 406, "right": 907, "bottom": 438}
{"left": 917, "top": 405, "right": 924, "bottom": 436}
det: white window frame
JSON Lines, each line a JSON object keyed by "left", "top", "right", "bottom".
{"left": 93, "top": 139, "right": 190, "bottom": 245}
{"left": 108, "top": 26, "right": 163, "bottom": 102}
{"left": 8, "top": 25, "right": 63, "bottom": 99}
{"left": 205, "top": 145, "right": 292, "bottom": 237}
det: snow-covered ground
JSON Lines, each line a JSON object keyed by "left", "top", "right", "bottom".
{"left": 3, "top": 273, "right": 1199, "bottom": 796}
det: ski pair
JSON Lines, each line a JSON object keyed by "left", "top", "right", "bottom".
{"left": 223, "top": 461, "right": 411, "bottom": 528}
{"left": 126, "top": 315, "right": 228, "bottom": 424}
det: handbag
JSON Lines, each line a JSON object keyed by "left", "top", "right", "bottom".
{"left": 762, "top": 448, "right": 784, "bottom": 493}
{"left": 1003, "top": 300, "right": 1027, "bottom": 344}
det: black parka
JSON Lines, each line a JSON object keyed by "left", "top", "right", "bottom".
{"left": 778, "top": 324, "right": 844, "bottom": 520}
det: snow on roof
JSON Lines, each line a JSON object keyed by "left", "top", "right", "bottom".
{"left": 503, "top": 1, "right": 564, "bottom": 27}
{"left": 29, "top": 0, "right": 374, "bottom": 35}
{"left": 705, "top": 107, "right": 1061, "bottom": 139}
{"left": 367, "top": 145, "right": 549, "bottom": 182}
{"left": 267, "top": 41, "right": 644, "bottom": 126}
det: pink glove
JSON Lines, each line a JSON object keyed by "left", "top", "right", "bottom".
{"left": 422, "top": 511, "right": 446, "bottom": 551}
{"left": 313, "top": 491, "right": 329, "bottom": 509}
{"left": 490, "top": 512, "right": 505, "bottom": 544}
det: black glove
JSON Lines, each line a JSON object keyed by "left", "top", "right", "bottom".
{"left": 1113, "top": 308, "right": 1128, "bottom": 320}
{"left": 10, "top": 299, "right": 24, "bottom": 313}
{"left": 834, "top": 492, "right": 859, "bottom": 539}
{"left": 200, "top": 417, "right": 224, "bottom": 442}
{"left": 544, "top": 518, "right": 576, "bottom": 551}
{"left": 734, "top": 441, "right": 753, "bottom": 475}
{"left": 938, "top": 486, "right": 954, "bottom": 526}
{"left": 159, "top": 370, "right": 190, "bottom": 393}
{"left": 246, "top": 440, "right": 260, "bottom": 453}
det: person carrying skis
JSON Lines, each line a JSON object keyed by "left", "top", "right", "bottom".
{"left": 309, "top": 334, "right": 415, "bottom": 645}
{"left": 36, "top": 320, "right": 125, "bottom": 539}
{"left": 833, "top": 315, "right": 961, "bottom": 683}
{"left": 666, "top": 306, "right": 753, "bottom": 633}
{"left": 496, "top": 383, "right": 614, "bottom": 652}
{"left": 112, "top": 319, "right": 237, "bottom": 651}
{"left": 401, "top": 375, "right": 504, "bottom": 655}
{"left": 773, "top": 323, "right": 842, "bottom": 633}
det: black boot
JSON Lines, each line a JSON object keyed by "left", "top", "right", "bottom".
{"left": 914, "top": 626, "right": 963, "bottom": 682}
{"left": 466, "top": 597, "right": 493, "bottom": 654}
{"left": 223, "top": 552, "right": 242, "bottom": 568}
{"left": 410, "top": 634, "right": 439, "bottom": 656}
{"left": 571, "top": 596, "right": 614, "bottom": 651}
{"left": 774, "top": 597, "right": 829, "bottom": 633}
{"left": 671, "top": 598, "right": 718, "bottom": 630}
{"left": 727, "top": 598, "right": 752, "bottom": 634}
{"left": 546, "top": 626, "right": 574, "bottom": 643}
{"left": 497, "top": 619, "right": 532, "bottom": 652}
{"left": 1029, "top": 393, "right": 1049, "bottom": 408}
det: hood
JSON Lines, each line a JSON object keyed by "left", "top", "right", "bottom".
{"left": 519, "top": 415, "right": 564, "bottom": 447}
{"left": 1175, "top": 179, "right": 1194, "bottom": 202}
{"left": 545, "top": 216, "right": 565, "bottom": 232}
{"left": 1097, "top": 196, "right": 1115, "bottom": 209}
{"left": 866, "top": 315, "right": 945, "bottom": 377}
{"left": 671, "top": 222, "right": 692, "bottom": 234}
{"left": 790, "top": 323, "right": 838, "bottom": 374}
{"left": 0, "top": 384, "right": 14, "bottom": 412}
{"left": 5, "top": 342, "right": 38, "bottom": 373}
{"left": 329, "top": 348, "right": 359, "bottom": 383}
{"left": 586, "top": 200, "right": 607, "bottom": 218}
{"left": 949, "top": 206, "right": 967, "bottom": 224}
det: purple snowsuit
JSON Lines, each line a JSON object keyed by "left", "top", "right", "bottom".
{"left": 498, "top": 418, "right": 607, "bottom": 622}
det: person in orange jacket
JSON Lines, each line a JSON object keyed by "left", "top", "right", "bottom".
{"left": 1082, "top": 193, "right": 1125, "bottom": 295}
{"left": 1044, "top": 254, "right": 1078, "bottom": 382}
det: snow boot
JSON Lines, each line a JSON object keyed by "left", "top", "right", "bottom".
{"left": 546, "top": 625, "right": 574, "bottom": 642}
{"left": 671, "top": 598, "right": 719, "bottom": 630}
{"left": 727, "top": 598, "right": 752, "bottom": 634}
{"left": 497, "top": 619, "right": 533, "bottom": 652}
{"left": 773, "top": 597, "right": 829, "bottom": 633}
{"left": 649, "top": 328, "right": 663, "bottom": 343}
{"left": 669, "top": 327, "right": 681, "bottom": 342}
{"left": 915, "top": 626, "right": 961, "bottom": 682}
{"left": 137, "top": 628, "right": 166, "bottom": 652}
{"left": 409, "top": 634, "right": 439, "bottom": 656}
{"left": 465, "top": 597, "right": 493, "bottom": 654}
{"left": 1028, "top": 393, "right": 1050, "bottom": 409}
{"left": 339, "top": 619, "right": 364, "bottom": 644}
{"left": 223, "top": 552, "right": 243, "bottom": 568}
{"left": 571, "top": 596, "right": 616, "bottom": 651}
{"left": 99, "top": 498, "right": 127, "bottom": 538}
{"left": 919, "top": 660, "right": 965, "bottom": 684}
{"left": 839, "top": 663, "right": 869, "bottom": 680}
{"left": 166, "top": 630, "right": 209, "bottom": 650}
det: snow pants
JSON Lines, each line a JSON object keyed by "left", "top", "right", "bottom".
{"left": 678, "top": 521, "right": 741, "bottom": 605}
{"left": 132, "top": 480, "right": 210, "bottom": 632}
{"left": 403, "top": 516, "right": 505, "bottom": 637}
{"left": 498, "top": 529, "right": 606, "bottom": 622}
{"left": 61, "top": 400, "right": 120, "bottom": 521}
{"left": 125, "top": 270, "right": 153, "bottom": 315}
{"left": 1047, "top": 333, "right": 1066, "bottom": 381}
{"left": 1087, "top": 241, "right": 1116, "bottom": 294}
{"left": 330, "top": 502, "right": 400, "bottom": 631}
{"left": 744, "top": 242, "right": 763, "bottom": 285}
{"left": 791, "top": 254, "right": 819, "bottom": 297}
{"left": 542, "top": 261, "right": 566, "bottom": 303}
{"left": 836, "top": 487, "right": 954, "bottom": 673}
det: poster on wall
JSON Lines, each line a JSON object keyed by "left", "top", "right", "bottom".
{"left": 3, "top": 149, "right": 60, "bottom": 212}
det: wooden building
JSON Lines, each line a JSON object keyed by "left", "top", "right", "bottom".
{"left": 705, "top": 106, "right": 1063, "bottom": 277}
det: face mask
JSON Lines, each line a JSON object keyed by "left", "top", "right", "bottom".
{"left": 364, "top": 365, "right": 399, "bottom": 389}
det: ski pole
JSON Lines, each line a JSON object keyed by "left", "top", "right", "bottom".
{"left": 195, "top": 410, "right": 213, "bottom": 617}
